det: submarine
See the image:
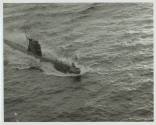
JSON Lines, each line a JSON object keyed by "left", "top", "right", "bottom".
{"left": 26, "top": 36, "right": 81, "bottom": 74}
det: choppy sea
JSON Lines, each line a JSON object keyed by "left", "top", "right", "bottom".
{"left": 4, "top": 3, "right": 153, "bottom": 121}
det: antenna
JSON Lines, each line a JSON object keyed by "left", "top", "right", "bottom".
{"left": 23, "top": 26, "right": 29, "bottom": 40}
{"left": 23, "top": 24, "right": 30, "bottom": 48}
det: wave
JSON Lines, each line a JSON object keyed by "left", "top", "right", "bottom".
{"left": 77, "top": 3, "right": 101, "bottom": 14}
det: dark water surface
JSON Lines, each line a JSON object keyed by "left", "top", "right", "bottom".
{"left": 4, "top": 3, "right": 153, "bottom": 121}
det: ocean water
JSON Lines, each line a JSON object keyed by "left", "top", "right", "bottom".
{"left": 4, "top": 3, "right": 153, "bottom": 121}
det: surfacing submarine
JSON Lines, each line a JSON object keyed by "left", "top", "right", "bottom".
{"left": 26, "top": 36, "right": 81, "bottom": 74}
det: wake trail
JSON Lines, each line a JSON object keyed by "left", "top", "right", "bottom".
{"left": 5, "top": 39, "right": 28, "bottom": 54}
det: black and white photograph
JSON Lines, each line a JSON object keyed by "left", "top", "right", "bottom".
{"left": 3, "top": 2, "right": 153, "bottom": 122}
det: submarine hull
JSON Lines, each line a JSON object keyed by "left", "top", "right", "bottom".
{"left": 5, "top": 39, "right": 81, "bottom": 75}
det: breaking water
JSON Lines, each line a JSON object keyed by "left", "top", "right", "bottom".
{"left": 4, "top": 3, "right": 153, "bottom": 121}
